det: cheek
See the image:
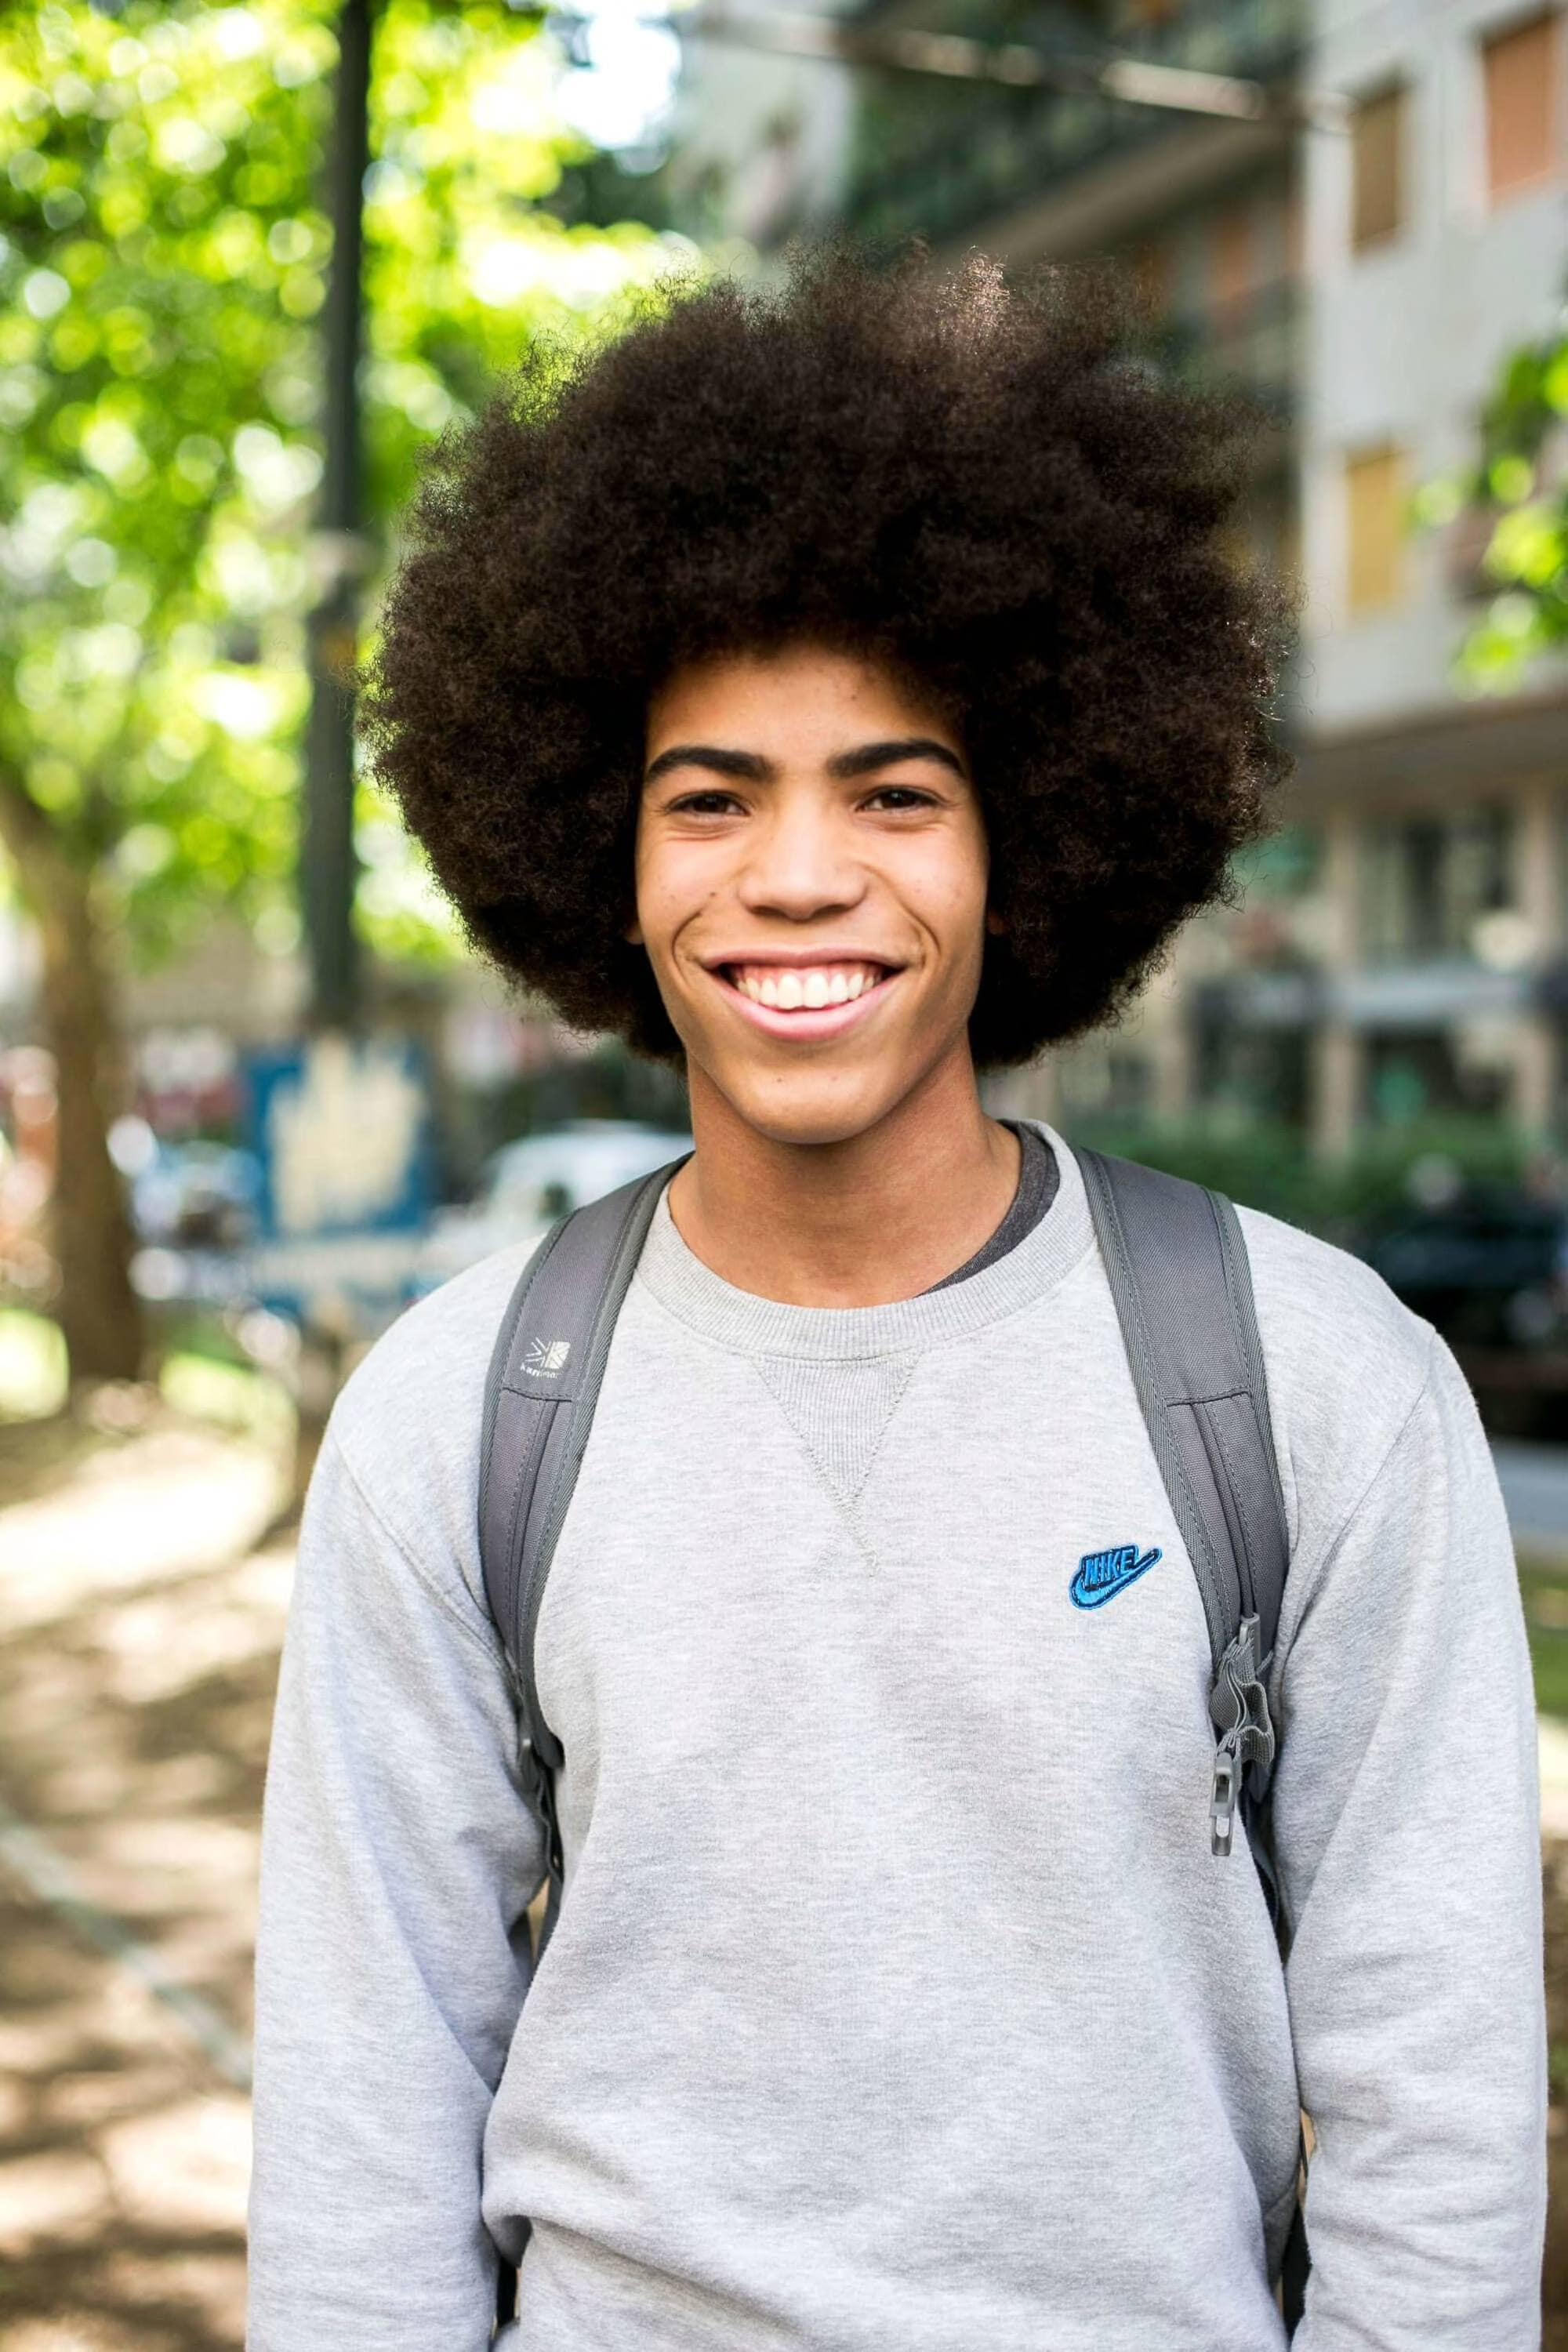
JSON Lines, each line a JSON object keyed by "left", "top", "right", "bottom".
{"left": 633, "top": 842, "right": 720, "bottom": 965}
{"left": 903, "top": 837, "right": 990, "bottom": 966}
{"left": 632, "top": 829, "right": 680, "bottom": 942}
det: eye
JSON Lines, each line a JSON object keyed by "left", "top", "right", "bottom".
{"left": 862, "top": 785, "right": 940, "bottom": 812}
{"left": 666, "top": 789, "right": 744, "bottom": 817}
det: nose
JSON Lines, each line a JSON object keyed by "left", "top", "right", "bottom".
{"left": 736, "top": 793, "right": 867, "bottom": 924}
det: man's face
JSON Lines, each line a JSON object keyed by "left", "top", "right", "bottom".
{"left": 632, "top": 643, "right": 994, "bottom": 1147}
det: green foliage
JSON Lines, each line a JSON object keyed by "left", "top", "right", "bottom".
{"left": 1454, "top": 318, "right": 1568, "bottom": 691}
{"left": 1520, "top": 1563, "right": 1568, "bottom": 1722}
{"left": 1065, "top": 1113, "right": 1539, "bottom": 1233}
{"left": 0, "top": 0, "right": 683, "bottom": 967}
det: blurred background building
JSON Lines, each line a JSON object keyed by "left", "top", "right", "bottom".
{"left": 671, "top": 0, "right": 1568, "bottom": 1151}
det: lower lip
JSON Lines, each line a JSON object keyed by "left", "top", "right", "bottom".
{"left": 711, "top": 971, "right": 899, "bottom": 1041}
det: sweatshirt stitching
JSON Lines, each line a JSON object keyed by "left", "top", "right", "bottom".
{"left": 745, "top": 1358, "right": 891, "bottom": 1573}
{"left": 844, "top": 1350, "right": 922, "bottom": 1505}
{"left": 328, "top": 1430, "right": 507, "bottom": 1665}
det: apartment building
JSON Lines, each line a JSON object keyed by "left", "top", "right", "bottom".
{"left": 1276, "top": 0, "right": 1568, "bottom": 1150}
{"left": 668, "top": 0, "right": 1567, "bottom": 1146}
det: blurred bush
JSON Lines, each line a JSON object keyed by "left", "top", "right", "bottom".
{"left": 1069, "top": 1113, "right": 1544, "bottom": 1235}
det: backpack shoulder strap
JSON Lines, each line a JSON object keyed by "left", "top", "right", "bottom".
{"left": 1076, "top": 1147, "right": 1290, "bottom": 1865}
{"left": 478, "top": 1153, "right": 691, "bottom": 1904}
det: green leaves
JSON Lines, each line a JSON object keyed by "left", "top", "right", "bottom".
{"left": 1456, "top": 311, "right": 1568, "bottom": 691}
{"left": 0, "top": 0, "right": 679, "bottom": 967}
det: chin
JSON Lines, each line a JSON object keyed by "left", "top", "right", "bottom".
{"left": 711, "top": 1063, "right": 913, "bottom": 1151}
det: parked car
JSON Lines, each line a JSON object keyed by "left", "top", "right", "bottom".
{"left": 419, "top": 1120, "right": 692, "bottom": 1288}
{"left": 1353, "top": 1183, "right": 1568, "bottom": 1349}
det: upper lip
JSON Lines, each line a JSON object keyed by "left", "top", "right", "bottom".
{"left": 698, "top": 947, "right": 905, "bottom": 971}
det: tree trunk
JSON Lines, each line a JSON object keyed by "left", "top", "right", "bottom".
{"left": 0, "top": 781, "right": 143, "bottom": 1385}
{"left": 36, "top": 858, "right": 143, "bottom": 1382}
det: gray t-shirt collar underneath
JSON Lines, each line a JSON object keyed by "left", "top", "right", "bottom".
{"left": 636, "top": 1121, "right": 1091, "bottom": 1363}
{"left": 922, "top": 1120, "right": 1058, "bottom": 1294}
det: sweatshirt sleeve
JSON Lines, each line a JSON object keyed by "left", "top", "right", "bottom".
{"left": 1272, "top": 1331, "right": 1546, "bottom": 2349}
{"left": 247, "top": 1427, "right": 546, "bottom": 2350}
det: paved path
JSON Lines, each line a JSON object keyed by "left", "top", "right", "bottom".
{"left": 0, "top": 1414, "right": 290, "bottom": 2352}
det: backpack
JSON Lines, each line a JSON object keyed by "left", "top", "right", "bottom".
{"left": 477, "top": 1145, "right": 1308, "bottom": 2335}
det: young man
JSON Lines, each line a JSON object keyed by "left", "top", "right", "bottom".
{"left": 248, "top": 256, "right": 1545, "bottom": 2350}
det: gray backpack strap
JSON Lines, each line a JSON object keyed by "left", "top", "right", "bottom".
{"left": 478, "top": 1153, "right": 691, "bottom": 1929}
{"left": 479, "top": 1162, "right": 688, "bottom": 2337}
{"left": 1076, "top": 1148, "right": 1290, "bottom": 1868}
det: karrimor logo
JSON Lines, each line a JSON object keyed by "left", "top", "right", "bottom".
{"left": 1069, "top": 1542, "right": 1162, "bottom": 1610}
{"left": 524, "top": 1338, "right": 572, "bottom": 1378}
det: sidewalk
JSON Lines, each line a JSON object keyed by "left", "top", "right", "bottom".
{"left": 0, "top": 1410, "right": 289, "bottom": 2352}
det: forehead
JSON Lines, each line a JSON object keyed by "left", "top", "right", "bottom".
{"left": 644, "top": 643, "right": 962, "bottom": 764}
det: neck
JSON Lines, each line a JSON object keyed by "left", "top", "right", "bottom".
{"left": 667, "top": 1050, "right": 1022, "bottom": 1308}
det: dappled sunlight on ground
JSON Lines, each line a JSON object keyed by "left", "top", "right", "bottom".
{"left": 0, "top": 1407, "right": 291, "bottom": 2351}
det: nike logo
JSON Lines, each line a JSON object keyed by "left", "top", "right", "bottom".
{"left": 1069, "top": 1542, "right": 1163, "bottom": 1610}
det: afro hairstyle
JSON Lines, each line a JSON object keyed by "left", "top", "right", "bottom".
{"left": 365, "top": 249, "right": 1290, "bottom": 1068}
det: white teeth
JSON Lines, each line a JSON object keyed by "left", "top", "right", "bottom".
{"left": 726, "top": 962, "right": 889, "bottom": 1009}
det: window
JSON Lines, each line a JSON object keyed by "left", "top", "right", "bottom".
{"left": 1350, "top": 85, "right": 1406, "bottom": 250}
{"left": 1196, "top": 1022, "right": 1310, "bottom": 1128}
{"left": 1483, "top": 12, "right": 1563, "bottom": 202}
{"left": 1345, "top": 445, "right": 1409, "bottom": 614}
{"left": 1362, "top": 808, "right": 1512, "bottom": 963}
{"left": 1367, "top": 1033, "right": 1507, "bottom": 1122}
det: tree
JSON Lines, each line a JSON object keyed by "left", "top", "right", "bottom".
{"left": 1450, "top": 317, "right": 1568, "bottom": 689}
{"left": 0, "top": 0, "right": 681, "bottom": 1381}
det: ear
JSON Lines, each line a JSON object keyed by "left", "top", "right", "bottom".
{"left": 985, "top": 907, "right": 1006, "bottom": 937}
{"left": 624, "top": 916, "right": 644, "bottom": 946}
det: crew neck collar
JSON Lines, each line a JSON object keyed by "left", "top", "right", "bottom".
{"left": 634, "top": 1121, "right": 1094, "bottom": 1362}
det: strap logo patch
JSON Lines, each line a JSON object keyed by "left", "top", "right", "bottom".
{"left": 524, "top": 1338, "right": 572, "bottom": 1377}
{"left": 1069, "top": 1542, "right": 1162, "bottom": 1610}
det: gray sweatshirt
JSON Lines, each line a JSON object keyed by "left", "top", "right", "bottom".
{"left": 248, "top": 1126, "right": 1545, "bottom": 2351}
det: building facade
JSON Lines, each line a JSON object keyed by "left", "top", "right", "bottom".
{"left": 668, "top": 0, "right": 1568, "bottom": 1150}
{"left": 1282, "top": 0, "right": 1568, "bottom": 1151}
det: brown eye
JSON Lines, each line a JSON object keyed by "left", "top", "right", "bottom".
{"left": 864, "top": 786, "right": 938, "bottom": 811}
{"left": 669, "top": 791, "right": 742, "bottom": 815}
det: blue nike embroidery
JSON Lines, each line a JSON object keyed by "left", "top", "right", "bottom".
{"left": 1069, "top": 1542, "right": 1163, "bottom": 1610}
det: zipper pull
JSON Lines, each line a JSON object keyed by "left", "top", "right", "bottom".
{"left": 1210, "top": 1736, "right": 1242, "bottom": 1858}
{"left": 1207, "top": 1614, "right": 1277, "bottom": 1862}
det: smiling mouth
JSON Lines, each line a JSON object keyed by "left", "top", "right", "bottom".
{"left": 716, "top": 960, "right": 898, "bottom": 1012}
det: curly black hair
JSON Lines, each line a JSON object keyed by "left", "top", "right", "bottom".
{"left": 365, "top": 249, "right": 1289, "bottom": 1067}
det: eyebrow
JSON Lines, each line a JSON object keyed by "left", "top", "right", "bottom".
{"left": 643, "top": 735, "right": 967, "bottom": 787}
{"left": 644, "top": 744, "right": 768, "bottom": 786}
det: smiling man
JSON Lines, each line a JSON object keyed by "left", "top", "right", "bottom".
{"left": 636, "top": 645, "right": 1021, "bottom": 1305}
{"left": 247, "top": 256, "right": 1544, "bottom": 2351}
